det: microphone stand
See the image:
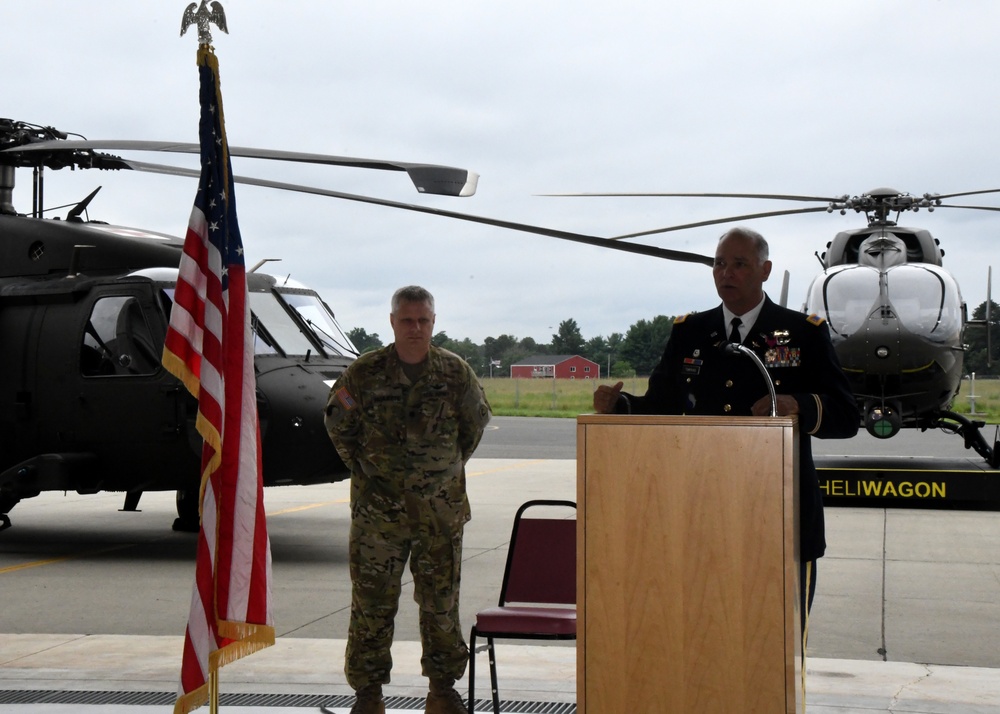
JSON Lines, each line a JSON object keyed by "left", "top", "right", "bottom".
{"left": 723, "top": 342, "right": 777, "bottom": 417}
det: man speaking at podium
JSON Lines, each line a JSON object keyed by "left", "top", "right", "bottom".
{"left": 593, "top": 226, "right": 858, "bottom": 617}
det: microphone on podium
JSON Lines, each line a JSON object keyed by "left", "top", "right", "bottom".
{"left": 721, "top": 341, "right": 777, "bottom": 417}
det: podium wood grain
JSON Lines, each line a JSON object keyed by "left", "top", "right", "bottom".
{"left": 576, "top": 415, "right": 801, "bottom": 713}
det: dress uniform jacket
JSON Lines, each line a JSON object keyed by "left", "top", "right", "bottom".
{"left": 619, "top": 297, "right": 858, "bottom": 562}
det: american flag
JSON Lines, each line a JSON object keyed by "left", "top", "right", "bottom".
{"left": 162, "top": 46, "right": 274, "bottom": 714}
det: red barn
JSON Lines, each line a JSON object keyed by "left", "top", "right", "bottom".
{"left": 510, "top": 355, "right": 600, "bottom": 379}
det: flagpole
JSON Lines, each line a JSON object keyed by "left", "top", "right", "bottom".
{"left": 173, "top": 5, "right": 276, "bottom": 714}
{"left": 209, "top": 670, "right": 219, "bottom": 714}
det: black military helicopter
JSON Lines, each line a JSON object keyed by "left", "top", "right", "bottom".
{"left": 0, "top": 118, "right": 486, "bottom": 532}
{"left": 559, "top": 188, "right": 1000, "bottom": 469}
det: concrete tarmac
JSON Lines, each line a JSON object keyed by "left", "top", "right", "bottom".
{"left": 2, "top": 431, "right": 1000, "bottom": 711}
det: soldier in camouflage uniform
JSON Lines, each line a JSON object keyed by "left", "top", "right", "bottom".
{"left": 324, "top": 286, "right": 491, "bottom": 714}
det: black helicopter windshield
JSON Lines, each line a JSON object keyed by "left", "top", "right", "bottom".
{"left": 149, "top": 271, "right": 357, "bottom": 360}
{"left": 247, "top": 287, "right": 357, "bottom": 358}
{"left": 276, "top": 290, "right": 358, "bottom": 357}
{"left": 806, "top": 264, "right": 963, "bottom": 343}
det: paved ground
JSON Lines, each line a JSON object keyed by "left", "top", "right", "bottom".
{"left": 1, "top": 417, "right": 999, "bottom": 712}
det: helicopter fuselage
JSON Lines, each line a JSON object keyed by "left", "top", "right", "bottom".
{"left": 0, "top": 214, "right": 354, "bottom": 528}
{"left": 805, "top": 224, "right": 967, "bottom": 438}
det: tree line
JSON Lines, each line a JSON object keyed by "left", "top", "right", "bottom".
{"left": 347, "top": 316, "right": 674, "bottom": 378}
{"left": 347, "top": 300, "right": 1000, "bottom": 379}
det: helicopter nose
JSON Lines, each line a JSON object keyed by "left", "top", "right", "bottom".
{"left": 254, "top": 361, "right": 349, "bottom": 486}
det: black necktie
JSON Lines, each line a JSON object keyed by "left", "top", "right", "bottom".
{"left": 729, "top": 317, "right": 742, "bottom": 344}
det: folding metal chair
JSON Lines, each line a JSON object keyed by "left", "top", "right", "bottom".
{"left": 468, "top": 499, "right": 577, "bottom": 713}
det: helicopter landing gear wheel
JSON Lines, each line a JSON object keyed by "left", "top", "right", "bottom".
{"left": 172, "top": 489, "right": 201, "bottom": 533}
{"left": 0, "top": 494, "right": 18, "bottom": 532}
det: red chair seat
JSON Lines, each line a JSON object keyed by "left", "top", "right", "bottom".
{"left": 468, "top": 500, "right": 577, "bottom": 713}
{"left": 475, "top": 606, "right": 577, "bottom": 636}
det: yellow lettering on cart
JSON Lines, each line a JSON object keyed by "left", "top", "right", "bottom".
{"left": 822, "top": 477, "right": 947, "bottom": 498}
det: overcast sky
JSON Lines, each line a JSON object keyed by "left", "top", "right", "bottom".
{"left": 6, "top": 1, "right": 1000, "bottom": 345}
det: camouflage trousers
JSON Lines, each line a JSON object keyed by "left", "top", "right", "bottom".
{"left": 345, "top": 512, "right": 468, "bottom": 690}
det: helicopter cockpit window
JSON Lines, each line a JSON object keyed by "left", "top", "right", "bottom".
{"left": 806, "top": 266, "right": 880, "bottom": 337}
{"left": 278, "top": 291, "right": 359, "bottom": 357}
{"left": 806, "top": 264, "right": 963, "bottom": 343}
{"left": 81, "top": 296, "right": 160, "bottom": 377}
{"left": 159, "top": 287, "right": 354, "bottom": 358}
{"left": 886, "top": 265, "right": 963, "bottom": 341}
{"left": 248, "top": 291, "right": 317, "bottom": 356}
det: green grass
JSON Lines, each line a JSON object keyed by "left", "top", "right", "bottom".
{"left": 482, "top": 376, "right": 1000, "bottom": 422}
{"left": 481, "top": 377, "right": 644, "bottom": 418}
{"left": 954, "top": 377, "right": 1000, "bottom": 421}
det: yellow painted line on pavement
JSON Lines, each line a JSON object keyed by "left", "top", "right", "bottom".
{"left": 0, "top": 544, "right": 135, "bottom": 575}
{"left": 268, "top": 499, "right": 348, "bottom": 516}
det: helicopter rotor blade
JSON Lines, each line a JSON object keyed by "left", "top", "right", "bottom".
{"left": 934, "top": 203, "right": 1000, "bottom": 212}
{"left": 543, "top": 191, "right": 843, "bottom": 202}
{"left": 123, "top": 159, "right": 715, "bottom": 267}
{"left": 1, "top": 139, "right": 478, "bottom": 197}
{"left": 609, "top": 206, "right": 833, "bottom": 241}
{"left": 926, "top": 189, "right": 1000, "bottom": 201}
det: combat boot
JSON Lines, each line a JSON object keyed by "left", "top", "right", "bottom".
{"left": 350, "top": 684, "right": 385, "bottom": 714}
{"left": 425, "top": 678, "right": 467, "bottom": 714}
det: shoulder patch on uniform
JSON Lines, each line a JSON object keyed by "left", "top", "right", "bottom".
{"left": 334, "top": 387, "right": 357, "bottom": 410}
{"left": 674, "top": 313, "right": 691, "bottom": 324}
{"left": 806, "top": 313, "right": 826, "bottom": 326}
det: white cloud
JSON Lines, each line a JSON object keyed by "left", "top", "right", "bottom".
{"left": 6, "top": 0, "right": 1000, "bottom": 343}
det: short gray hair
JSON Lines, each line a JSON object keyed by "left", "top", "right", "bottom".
{"left": 719, "top": 227, "right": 769, "bottom": 263}
{"left": 391, "top": 285, "right": 435, "bottom": 314}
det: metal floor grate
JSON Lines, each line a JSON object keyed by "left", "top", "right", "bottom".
{"left": 0, "top": 690, "right": 576, "bottom": 713}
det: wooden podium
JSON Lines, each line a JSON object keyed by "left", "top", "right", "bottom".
{"left": 576, "top": 415, "right": 801, "bottom": 713}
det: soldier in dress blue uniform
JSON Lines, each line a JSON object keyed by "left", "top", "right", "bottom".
{"left": 594, "top": 227, "right": 858, "bottom": 619}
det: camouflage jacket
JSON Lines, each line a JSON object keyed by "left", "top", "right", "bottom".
{"left": 324, "top": 344, "right": 491, "bottom": 528}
